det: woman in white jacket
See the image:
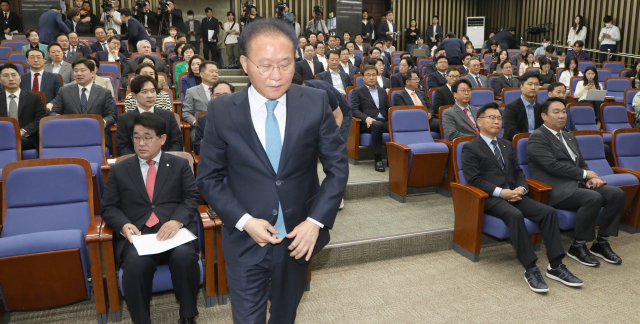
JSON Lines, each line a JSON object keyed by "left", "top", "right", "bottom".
{"left": 575, "top": 66, "right": 605, "bottom": 121}
{"left": 559, "top": 57, "right": 583, "bottom": 90}
{"left": 567, "top": 15, "right": 587, "bottom": 46}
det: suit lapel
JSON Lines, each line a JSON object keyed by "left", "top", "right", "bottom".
{"left": 70, "top": 84, "right": 82, "bottom": 112}
{"left": 542, "top": 126, "right": 573, "bottom": 160}
{"left": 0, "top": 92, "right": 6, "bottom": 116}
{"left": 86, "top": 86, "right": 99, "bottom": 111}
{"left": 479, "top": 138, "right": 506, "bottom": 174}
{"left": 152, "top": 153, "right": 170, "bottom": 201}
{"left": 277, "top": 85, "right": 306, "bottom": 175}
{"left": 17, "top": 91, "right": 27, "bottom": 118}
{"left": 455, "top": 105, "right": 475, "bottom": 129}
{"left": 126, "top": 157, "right": 151, "bottom": 203}
{"left": 196, "top": 85, "right": 208, "bottom": 102}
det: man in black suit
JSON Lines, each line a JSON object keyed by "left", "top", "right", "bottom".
{"left": 376, "top": 11, "right": 397, "bottom": 41}
{"left": 118, "top": 8, "right": 157, "bottom": 52}
{"left": 0, "top": 63, "right": 47, "bottom": 150}
{"left": 116, "top": 76, "right": 183, "bottom": 156}
{"left": 458, "top": 53, "right": 472, "bottom": 74}
{"left": 425, "top": 47, "right": 447, "bottom": 76}
{"left": 493, "top": 61, "right": 520, "bottom": 98}
{"left": 21, "top": 49, "right": 62, "bottom": 104}
{"left": 354, "top": 34, "right": 369, "bottom": 54}
{"left": 503, "top": 72, "right": 542, "bottom": 141}
{"left": 68, "top": 32, "right": 91, "bottom": 57}
{"left": 528, "top": 98, "right": 625, "bottom": 267}
{"left": 200, "top": 7, "right": 219, "bottom": 62}
{"left": 295, "top": 43, "right": 324, "bottom": 80}
{"left": 390, "top": 56, "right": 416, "bottom": 88}
{"left": 94, "top": 35, "right": 128, "bottom": 65}
{"left": 426, "top": 15, "right": 443, "bottom": 48}
{"left": 487, "top": 27, "right": 519, "bottom": 50}
{"left": 432, "top": 68, "right": 459, "bottom": 113}
{"left": 138, "top": 1, "right": 158, "bottom": 35}
{"left": 338, "top": 47, "right": 358, "bottom": 79}
{"left": 101, "top": 112, "right": 200, "bottom": 324}
{"left": 0, "top": 1, "right": 19, "bottom": 40}
{"left": 428, "top": 55, "right": 449, "bottom": 89}
{"left": 369, "top": 46, "right": 390, "bottom": 78}
{"left": 55, "top": 34, "right": 82, "bottom": 62}
{"left": 351, "top": 65, "right": 390, "bottom": 172}
{"left": 393, "top": 71, "right": 438, "bottom": 134}
{"left": 317, "top": 50, "right": 352, "bottom": 96}
{"left": 361, "top": 10, "right": 373, "bottom": 43}
{"left": 463, "top": 103, "right": 582, "bottom": 293}
{"left": 163, "top": 0, "right": 186, "bottom": 34}
{"left": 196, "top": 20, "right": 347, "bottom": 323}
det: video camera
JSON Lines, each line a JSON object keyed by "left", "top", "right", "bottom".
{"left": 275, "top": 2, "right": 287, "bottom": 16}
{"left": 101, "top": 0, "right": 114, "bottom": 11}
{"left": 134, "top": 0, "right": 145, "bottom": 16}
{"left": 313, "top": 5, "right": 323, "bottom": 16}
{"left": 158, "top": 0, "right": 169, "bottom": 12}
{"left": 243, "top": 1, "right": 256, "bottom": 16}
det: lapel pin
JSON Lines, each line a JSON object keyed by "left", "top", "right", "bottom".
{"left": 167, "top": 164, "right": 170, "bottom": 167}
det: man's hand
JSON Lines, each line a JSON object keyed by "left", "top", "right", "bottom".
{"left": 499, "top": 189, "right": 523, "bottom": 202}
{"left": 365, "top": 117, "right": 375, "bottom": 128}
{"left": 243, "top": 218, "right": 284, "bottom": 247}
{"left": 156, "top": 220, "right": 181, "bottom": 241}
{"left": 122, "top": 223, "right": 141, "bottom": 244}
{"left": 46, "top": 103, "right": 53, "bottom": 110}
{"left": 20, "top": 129, "right": 26, "bottom": 136}
{"left": 586, "top": 170, "right": 599, "bottom": 180}
{"left": 79, "top": 39, "right": 90, "bottom": 47}
{"left": 286, "top": 219, "right": 320, "bottom": 261}
{"left": 428, "top": 112, "right": 431, "bottom": 119}
{"left": 587, "top": 178, "right": 606, "bottom": 189}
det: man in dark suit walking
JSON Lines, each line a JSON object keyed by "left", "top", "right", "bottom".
{"left": 196, "top": 19, "right": 348, "bottom": 323}
{"left": 317, "top": 50, "right": 352, "bottom": 96}
{"left": 503, "top": 72, "right": 542, "bottom": 141}
{"left": 528, "top": 98, "right": 625, "bottom": 267}
{"left": 351, "top": 65, "right": 390, "bottom": 172}
{"left": 463, "top": 103, "right": 582, "bottom": 293}
{"left": 487, "top": 27, "right": 519, "bottom": 49}
{"left": 49, "top": 58, "right": 115, "bottom": 147}
{"left": 432, "top": 68, "right": 459, "bottom": 114}
{"left": 295, "top": 43, "right": 324, "bottom": 80}
{"left": 37, "top": 4, "right": 70, "bottom": 44}
{"left": 21, "top": 49, "right": 62, "bottom": 104}
{"left": 440, "top": 33, "right": 466, "bottom": 65}
{"left": 116, "top": 76, "right": 183, "bottom": 156}
{"left": 393, "top": 71, "right": 438, "bottom": 134}
{"left": 118, "top": 8, "right": 157, "bottom": 52}
{"left": 101, "top": 112, "right": 200, "bottom": 324}
{"left": 0, "top": 63, "right": 47, "bottom": 150}
{"left": 0, "top": 1, "right": 20, "bottom": 40}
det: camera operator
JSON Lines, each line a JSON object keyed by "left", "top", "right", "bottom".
{"left": 118, "top": 8, "right": 157, "bottom": 52}
{"left": 275, "top": 3, "right": 294, "bottom": 29}
{"left": 164, "top": 0, "right": 186, "bottom": 34}
{"left": 136, "top": 0, "right": 158, "bottom": 35}
{"left": 100, "top": 1, "right": 122, "bottom": 34}
{"left": 200, "top": 7, "right": 219, "bottom": 62}
{"left": 241, "top": 3, "right": 260, "bottom": 26}
{"left": 306, "top": 6, "right": 327, "bottom": 35}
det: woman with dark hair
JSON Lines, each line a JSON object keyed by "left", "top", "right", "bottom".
{"left": 559, "top": 56, "right": 582, "bottom": 88}
{"left": 518, "top": 52, "right": 539, "bottom": 76}
{"left": 490, "top": 50, "right": 510, "bottom": 74}
{"left": 404, "top": 18, "right": 419, "bottom": 52}
{"left": 64, "top": 8, "right": 91, "bottom": 34}
{"left": 575, "top": 66, "right": 604, "bottom": 121}
{"left": 124, "top": 63, "right": 172, "bottom": 112}
{"left": 169, "top": 41, "right": 186, "bottom": 66}
{"left": 624, "top": 60, "right": 640, "bottom": 83}
{"left": 462, "top": 35, "right": 470, "bottom": 44}
{"left": 21, "top": 30, "right": 49, "bottom": 60}
{"left": 486, "top": 40, "right": 499, "bottom": 59}
{"left": 138, "top": 55, "right": 168, "bottom": 89}
{"left": 369, "top": 57, "right": 390, "bottom": 89}
{"left": 465, "top": 42, "right": 476, "bottom": 56}
{"left": 180, "top": 55, "right": 204, "bottom": 98}
{"left": 567, "top": 15, "right": 587, "bottom": 46}
{"left": 537, "top": 57, "right": 555, "bottom": 85}
{"left": 174, "top": 44, "right": 196, "bottom": 97}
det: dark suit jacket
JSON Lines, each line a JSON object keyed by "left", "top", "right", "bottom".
{"left": 101, "top": 153, "right": 199, "bottom": 263}
{"left": 180, "top": 76, "right": 198, "bottom": 98}
{"left": 351, "top": 85, "right": 390, "bottom": 121}
{"left": 121, "top": 17, "right": 156, "bottom": 52}
{"left": 428, "top": 71, "right": 448, "bottom": 89}
{"left": 352, "top": 56, "right": 363, "bottom": 70}
{"left": 458, "top": 65, "right": 470, "bottom": 75}
{"left": 0, "top": 91, "right": 47, "bottom": 149}
{"left": 440, "top": 38, "right": 466, "bottom": 59}
{"left": 116, "top": 108, "right": 183, "bottom": 156}
{"left": 192, "top": 113, "right": 206, "bottom": 155}
{"left": 355, "top": 43, "right": 369, "bottom": 54}
{"left": 200, "top": 16, "right": 219, "bottom": 43}
{"left": 317, "top": 70, "right": 352, "bottom": 91}
{"left": 69, "top": 43, "right": 91, "bottom": 57}
{"left": 379, "top": 76, "right": 391, "bottom": 89}
{"left": 432, "top": 84, "right": 455, "bottom": 114}
{"left": 390, "top": 72, "right": 404, "bottom": 88}
{"left": 503, "top": 97, "right": 543, "bottom": 141}
{"left": 122, "top": 57, "right": 170, "bottom": 87}
{"left": 462, "top": 136, "right": 528, "bottom": 209}
{"left": 488, "top": 30, "right": 519, "bottom": 49}
{"left": 424, "top": 62, "right": 438, "bottom": 76}
{"left": 37, "top": 10, "right": 70, "bottom": 44}
{"left": 137, "top": 11, "right": 158, "bottom": 35}
{"left": 65, "top": 19, "right": 92, "bottom": 35}
{"left": 425, "top": 24, "right": 443, "bottom": 42}
{"left": 493, "top": 75, "right": 520, "bottom": 98}
{"left": 168, "top": 9, "right": 187, "bottom": 34}
{"left": 528, "top": 126, "right": 589, "bottom": 206}
{"left": 295, "top": 59, "right": 325, "bottom": 80}
{"left": 361, "top": 21, "right": 373, "bottom": 42}
{"left": 393, "top": 89, "right": 432, "bottom": 111}
{"left": 0, "top": 11, "right": 20, "bottom": 32}
{"left": 95, "top": 51, "right": 128, "bottom": 67}
{"left": 90, "top": 41, "right": 107, "bottom": 54}
{"left": 20, "top": 71, "right": 62, "bottom": 104}
{"left": 339, "top": 63, "right": 357, "bottom": 80}
{"left": 196, "top": 85, "right": 348, "bottom": 266}
{"left": 376, "top": 21, "right": 396, "bottom": 40}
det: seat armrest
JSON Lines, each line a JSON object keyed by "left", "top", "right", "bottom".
{"left": 434, "top": 139, "right": 452, "bottom": 146}
{"left": 450, "top": 182, "right": 489, "bottom": 199}
{"left": 526, "top": 178, "right": 552, "bottom": 192}
{"left": 86, "top": 217, "right": 102, "bottom": 243}
{"left": 198, "top": 205, "right": 216, "bottom": 230}
{"left": 100, "top": 222, "right": 114, "bottom": 242}
{"left": 612, "top": 167, "right": 640, "bottom": 178}
{"left": 0, "top": 224, "right": 3, "bottom": 235}
{"left": 386, "top": 142, "right": 411, "bottom": 151}
{"left": 192, "top": 154, "right": 199, "bottom": 165}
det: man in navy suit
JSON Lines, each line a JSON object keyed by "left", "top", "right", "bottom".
{"left": 68, "top": 32, "right": 91, "bottom": 57}
{"left": 487, "top": 27, "right": 519, "bottom": 50}
{"left": 440, "top": 33, "right": 466, "bottom": 65}
{"left": 94, "top": 35, "right": 128, "bottom": 66}
{"left": 196, "top": 19, "right": 348, "bottom": 323}
{"left": 317, "top": 50, "right": 352, "bottom": 96}
{"left": 21, "top": 49, "right": 62, "bottom": 104}
{"left": 294, "top": 43, "right": 324, "bottom": 80}
{"left": 426, "top": 16, "right": 443, "bottom": 48}
{"left": 118, "top": 8, "right": 157, "bottom": 52}
{"left": 428, "top": 55, "right": 449, "bottom": 89}
{"left": 376, "top": 11, "right": 397, "bottom": 41}
{"left": 37, "top": 4, "right": 70, "bottom": 44}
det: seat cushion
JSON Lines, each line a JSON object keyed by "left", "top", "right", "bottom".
{"left": 483, "top": 214, "right": 540, "bottom": 239}
{"left": 359, "top": 133, "right": 390, "bottom": 147}
{"left": 21, "top": 149, "right": 38, "bottom": 160}
{"left": 119, "top": 259, "right": 203, "bottom": 295}
{"left": 600, "top": 174, "right": 639, "bottom": 187}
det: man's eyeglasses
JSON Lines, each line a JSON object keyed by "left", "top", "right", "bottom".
{"left": 457, "top": 89, "right": 472, "bottom": 94}
{"left": 478, "top": 115, "right": 503, "bottom": 121}
{"left": 132, "top": 136, "right": 158, "bottom": 144}
{"left": 245, "top": 56, "right": 295, "bottom": 76}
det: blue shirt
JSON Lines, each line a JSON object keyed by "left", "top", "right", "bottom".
{"left": 521, "top": 95, "right": 536, "bottom": 132}
{"left": 479, "top": 133, "right": 527, "bottom": 198}
{"left": 368, "top": 85, "right": 384, "bottom": 119}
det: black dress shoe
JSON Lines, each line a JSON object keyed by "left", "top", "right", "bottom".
{"left": 591, "top": 240, "right": 622, "bottom": 265}
{"left": 567, "top": 243, "right": 600, "bottom": 267}
{"left": 178, "top": 318, "right": 196, "bottom": 324}
{"left": 546, "top": 264, "right": 584, "bottom": 287}
{"left": 375, "top": 160, "right": 385, "bottom": 172}
{"left": 524, "top": 267, "right": 549, "bottom": 293}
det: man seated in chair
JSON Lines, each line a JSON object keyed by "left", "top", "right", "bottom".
{"left": 192, "top": 81, "right": 234, "bottom": 155}
{"left": 427, "top": 55, "right": 449, "bottom": 89}
{"left": 117, "top": 75, "right": 183, "bottom": 156}
{"left": 0, "top": 63, "right": 47, "bottom": 150}
{"left": 393, "top": 71, "right": 438, "bottom": 135}
{"left": 442, "top": 79, "right": 479, "bottom": 140}
{"left": 182, "top": 61, "right": 219, "bottom": 141}
{"left": 21, "top": 48, "right": 62, "bottom": 104}
{"left": 528, "top": 97, "right": 625, "bottom": 267}
{"left": 44, "top": 42, "right": 75, "bottom": 84}
{"left": 462, "top": 102, "right": 582, "bottom": 293}
{"left": 317, "top": 50, "right": 352, "bottom": 96}
{"left": 101, "top": 112, "right": 200, "bottom": 324}
{"left": 503, "top": 72, "right": 543, "bottom": 141}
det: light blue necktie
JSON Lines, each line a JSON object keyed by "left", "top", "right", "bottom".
{"left": 265, "top": 100, "right": 287, "bottom": 238}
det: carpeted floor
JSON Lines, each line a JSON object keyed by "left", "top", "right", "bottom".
{"left": 318, "top": 160, "right": 389, "bottom": 183}
{"left": 10, "top": 232, "right": 640, "bottom": 323}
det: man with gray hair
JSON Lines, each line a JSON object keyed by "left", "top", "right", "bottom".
{"left": 121, "top": 39, "right": 170, "bottom": 88}
{"left": 197, "top": 18, "right": 348, "bottom": 323}
{"left": 463, "top": 57, "right": 490, "bottom": 88}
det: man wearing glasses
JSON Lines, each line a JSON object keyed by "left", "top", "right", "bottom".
{"left": 462, "top": 102, "right": 581, "bottom": 293}
{"left": 442, "top": 79, "right": 479, "bottom": 140}
{"left": 432, "top": 68, "right": 460, "bottom": 113}
{"left": 196, "top": 19, "right": 348, "bottom": 323}
{"left": 393, "top": 71, "right": 438, "bottom": 135}
{"left": 115, "top": 75, "right": 183, "bottom": 156}
{"left": 427, "top": 55, "right": 449, "bottom": 89}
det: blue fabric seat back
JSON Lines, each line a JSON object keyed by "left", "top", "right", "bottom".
{"left": 469, "top": 89, "right": 494, "bottom": 107}
{"left": 0, "top": 120, "right": 18, "bottom": 169}
{"left": 0, "top": 47, "right": 12, "bottom": 60}
{"left": 392, "top": 52, "right": 402, "bottom": 58}
{"left": 570, "top": 78, "right": 581, "bottom": 96}
{"left": 503, "top": 89, "right": 522, "bottom": 105}
{"left": 355, "top": 77, "right": 363, "bottom": 86}
{"left": 625, "top": 90, "right": 639, "bottom": 111}
{"left": 605, "top": 78, "right": 631, "bottom": 102}
{"left": 392, "top": 57, "right": 400, "bottom": 64}
{"left": 603, "top": 62, "right": 624, "bottom": 77}
{"left": 390, "top": 90, "right": 403, "bottom": 106}
{"left": 391, "top": 109, "right": 434, "bottom": 145}
{"left": 98, "top": 64, "right": 121, "bottom": 80}
{"left": 575, "top": 135, "right": 613, "bottom": 176}
{"left": 41, "top": 118, "right": 104, "bottom": 165}
{"left": 132, "top": 54, "right": 160, "bottom": 60}
{"left": 516, "top": 137, "right": 531, "bottom": 178}
{"left": 537, "top": 90, "right": 548, "bottom": 103}
{"left": 615, "top": 132, "right": 640, "bottom": 170}
{"left": 393, "top": 66, "right": 399, "bottom": 74}
{"left": 456, "top": 141, "right": 468, "bottom": 184}
{"left": 578, "top": 61, "right": 595, "bottom": 73}
{"left": 488, "top": 75, "right": 498, "bottom": 89}
{"left": 571, "top": 106, "right": 599, "bottom": 131}
{"left": 484, "top": 55, "right": 492, "bottom": 70}
{"left": 597, "top": 69, "right": 612, "bottom": 80}
{"left": 602, "top": 105, "right": 631, "bottom": 132}
{"left": 353, "top": 51, "right": 362, "bottom": 60}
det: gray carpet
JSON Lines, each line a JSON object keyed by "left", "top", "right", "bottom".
{"left": 9, "top": 232, "right": 640, "bottom": 323}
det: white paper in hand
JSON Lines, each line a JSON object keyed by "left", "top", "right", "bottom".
{"left": 131, "top": 228, "right": 197, "bottom": 256}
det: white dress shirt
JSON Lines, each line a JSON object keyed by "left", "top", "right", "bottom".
{"left": 317, "top": 56, "right": 328, "bottom": 70}
{"left": 377, "top": 75, "right": 384, "bottom": 88}
{"left": 543, "top": 125, "right": 587, "bottom": 179}
{"left": 386, "top": 20, "right": 394, "bottom": 36}
{"left": 479, "top": 133, "right": 527, "bottom": 197}
{"left": 599, "top": 25, "right": 621, "bottom": 45}
{"left": 235, "top": 85, "right": 324, "bottom": 232}
{"left": 30, "top": 71, "right": 43, "bottom": 91}
{"left": 329, "top": 69, "right": 346, "bottom": 95}
{"left": 52, "top": 61, "right": 63, "bottom": 74}
{"left": 201, "top": 83, "right": 213, "bottom": 100}
{"left": 78, "top": 82, "right": 93, "bottom": 99}
{"left": 138, "top": 106, "right": 154, "bottom": 115}
{"left": 138, "top": 150, "right": 161, "bottom": 184}
{"left": 189, "top": 20, "right": 196, "bottom": 41}
{"left": 108, "top": 51, "right": 118, "bottom": 62}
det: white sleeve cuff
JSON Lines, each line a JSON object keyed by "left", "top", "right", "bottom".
{"left": 307, "top": 217, "right": 324, "bottom": 228}
{"left": 583, "top": 170, "right": 587, "bottom": 179}
{"left": 492, "top": 187, "right": 502, "bottom": 198}
{"left": 235, "top": 214, "right": 253, "bottom": 232}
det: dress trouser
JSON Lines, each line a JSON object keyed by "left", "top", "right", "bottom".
{"left": 202, "top": 40, "right": 218, "bottom": 62}
{"left": 226, "top": 238, "right": 310, "bottom": 324}
{"left": 447, "top": 57, "right": 462, "bottom": 66}
{"left": 599, "top": 44, "right": 616, "bottom": 63}
{"left": 429, "top": 117, "right": 440, "bottom": 135}
{"left": 120, "top": 223, "right": 200, "bottom": 324}
{"left": 226, "top": 43, "right": 240, "bottom": 65}
{"left": 359, "top": 119, "right": 389, "bottom": 155}
{"left": 552, "top": 185, "right": 624, "bottom": 241}
{"left": 339, "top": 112, "right": 352, "bottom": 142}
{"left": 485, "top": 196, "right": 565, "bottom": 268}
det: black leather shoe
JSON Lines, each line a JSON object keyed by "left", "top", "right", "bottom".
{"left": 591, "top": 240, "right": 622, "bottom": 265}
{"left": 546, "top": 264, "right": 583, "bottom": 287}
{"left": 178, "top": 318, "right": 196, "bottom": 324}
{"left": 567, "top": 243, "right": 600, "bottom": 267}
{"left": 524, "top": 267, "right": 549, "bottom": 293}
{"left": 375, "top": 161, "right": 385, "bottom": 172}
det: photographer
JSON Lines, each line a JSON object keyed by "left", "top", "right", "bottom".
{"left": 306, "top": 6, "right": 327, "bottom": 35}
{"left": 100, "top": 0, "right": 122, "bottom": 34}
{"left": 241, "top": 3, "right": 260, "bottom": 26}
{"left": 158, "top": 0, "right": 186, "bottom": 35}
{"left": 136, "top": 0, "right": 158, "bottom": 35}
{"left": 200, "top": 7, "right": 219, "bottom": 62}
{"left": 275, "top": 2, "right": 294, "bottom": 30}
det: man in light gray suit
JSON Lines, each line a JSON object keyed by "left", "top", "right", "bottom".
{"left": 442, "top": 79, "right": 480, "bottom": 140}
{"left": 181, "top": 61, "right": 219, "bottom": 140}
{"left": 49, "top": 58, "right": 115, "bottom": 147}
{"left": 463, "top": 57, "right": 490, "bottom": 88}
{"left": 44, "top": 43, "right": 75, "bottom": 84}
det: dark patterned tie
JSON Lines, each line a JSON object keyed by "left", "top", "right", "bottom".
{"left": 80, "top": 88, "right": 87, "bottom": 113}
{"left": 491, "top": 139, "right": 505, "bottom": 169}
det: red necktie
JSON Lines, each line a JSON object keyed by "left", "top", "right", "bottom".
{"left": 145, "top": 160, "right": 160, "bottom": 227}
{"left": 63, "top": 52, "right": 67, "bottom": 61}
{"left": 464, "top": 108, "right": 480, "bottom": 135}
{"left": 475, "top": 76, "right": 482, "bottom": 87}
{"left": 209, "top": 87, "right": 213, "bottom": 100}
{"left": 32, "top": 72, "right": 40, "bottom": 91}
